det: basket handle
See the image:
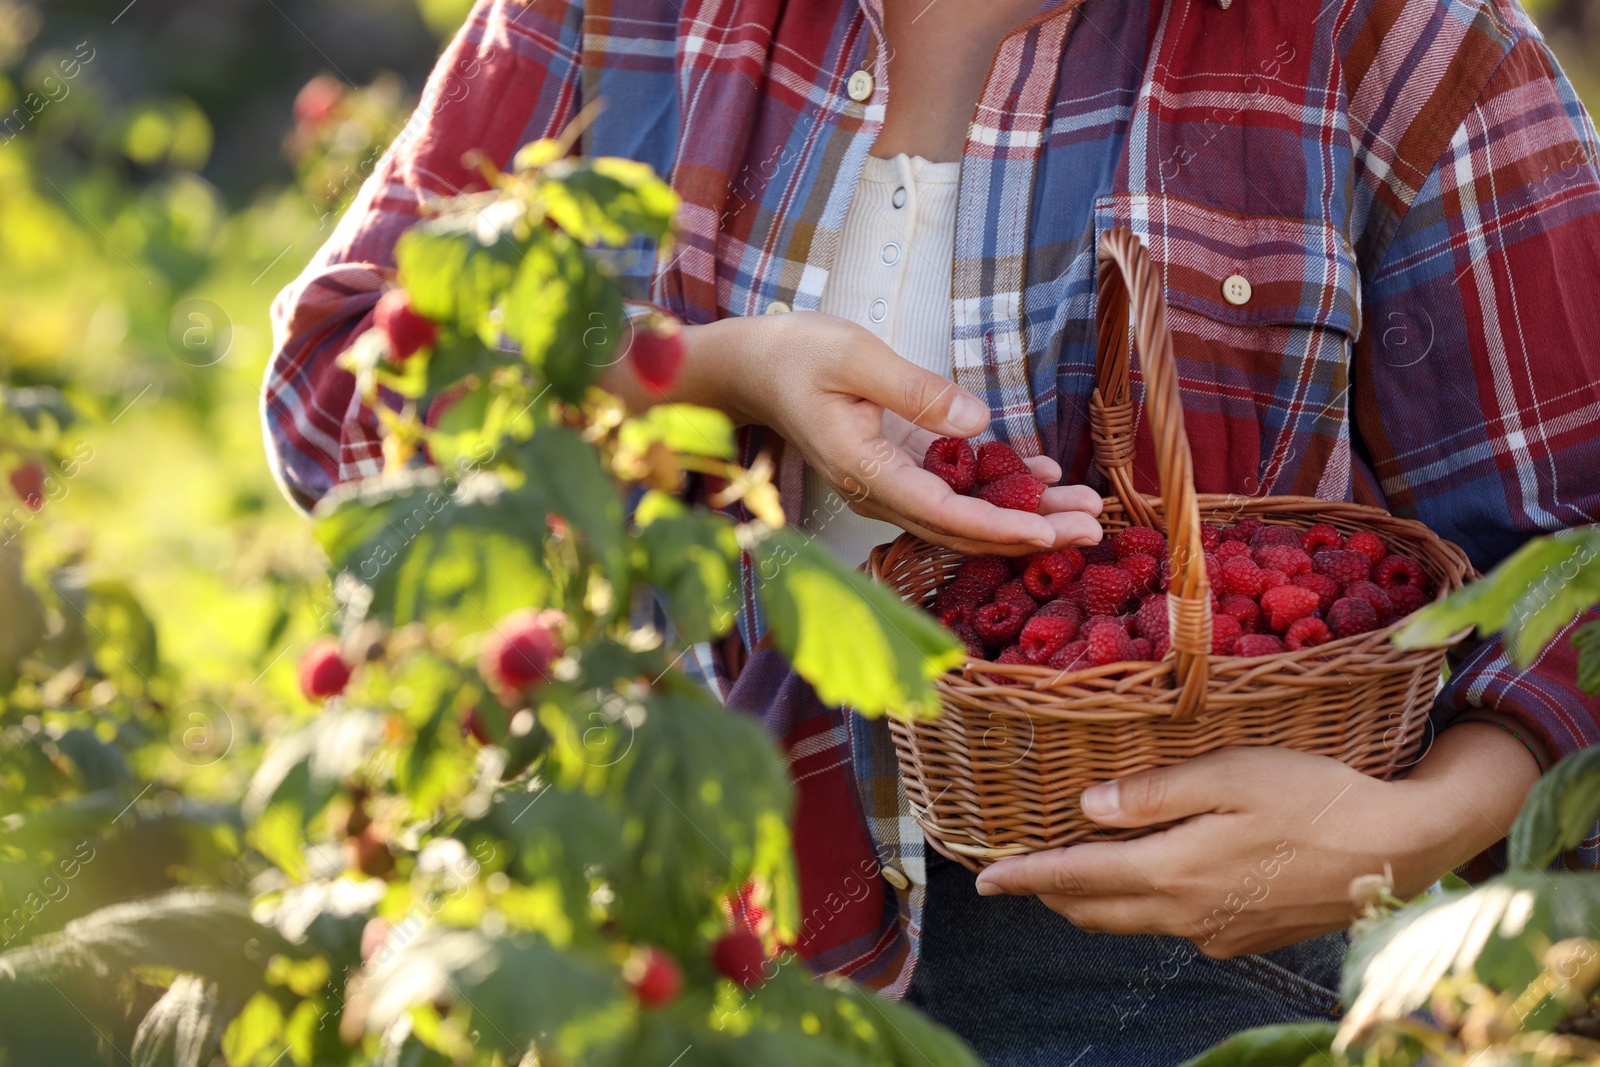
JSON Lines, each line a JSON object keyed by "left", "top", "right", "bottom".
{"left": 1091, "top": 228, "right": 1211, "bottom": 720}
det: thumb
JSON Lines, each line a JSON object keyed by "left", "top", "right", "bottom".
{"left": 1079, "top": 759, "right": 1229, "bottom": 829}
{"left": 850, "top": 351, "right": 989, "bottom": 438}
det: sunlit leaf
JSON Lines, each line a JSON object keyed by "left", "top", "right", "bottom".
{"left": 1176, "top": 1022, "right": 1340, "bottom": 1067}
{"left": 637, "top": 497, "right": 741, "bottom": 644}
{"left": 519, "top": 423, "right": 626, "bottom": 578}
{"left": 132, "top": 974, "right": 224, "bottom": 1067}
{"left": 1508, "top": 746, "right": 1600, "bottom": 870}
{"left": 242, "top": 706, "right": 385, "bottom": 829}
{"left": 538, "top": 157, "right": 678, "bottom": 246}
{"left": 500, "top": 228, "right": 624, "bottom": 400}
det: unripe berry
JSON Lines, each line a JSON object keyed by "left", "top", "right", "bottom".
{"left": 711, "top": 931, "right": 767, "bottom": 990}
{"left": 479, "top": 610, "right": 564, "bottom": 696}
{"left": 627, "top": 316, "right": 685, "bottom": 393}
{"left": 374, "top": 289, "right": 438, "bottom": 362}
{"left": 298, "top": 637, "right": 352, "bottom": 701}
{"left": 626, "top": 946, "right": 681, "bottom": 1008}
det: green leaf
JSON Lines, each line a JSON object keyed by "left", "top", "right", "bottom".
{"left": 1177, "top": 1022, "right": 1341, "bottom": 1067}
{"left": 53, "top": 727, "right": 131, "bottom": 790}
{"left": 313, "top": 468, "right": 552, "bottom": 627}
{"left": 1573, "top": 620, "right": 1600, "bottom": 694}
{"left": 537, "top": 157, "right": 679, "bottom": 247}
{"left": 1508, "top": 745, "right": 1600, "bottom": 870}
{"left": 132, "top": 974, "right": 224, "bottom": 1067}
{"left": 753, "top": 530, "right": 963, "bottom": 717}
{"left": 519, "top": 423, "right": 626, "bottom": 578}
{"left": 619, "top": 403, "right": 737, "bottom": 460}
{"left": 242, "top": 706, "right": 385, "bottom": 830}
{"left": 462, "top": 787, "right": 623, "bottom": 931}
{"left": 221, "top": 992, "right": 285, "bottom": 1067}
{"left": 637, "top": 501, "right": 741, "bottom": 644}
{"left": 396, "top": 211, "right": 520, "bottom": 332}
{"left": 501, "top": 228, "right": 625, "bottom": 401}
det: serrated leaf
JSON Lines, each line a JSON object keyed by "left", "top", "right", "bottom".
{"left": 753, "top": 530, "right": 963, "bottom": 717}
{"left": 537, "top": 157, "right": 678, "bottom": 246}
{"left": 467, "top": 787, "right": 623, "bottom": 931}
{"left": 132, "top": 975, "right": 223, "bottom": 1067}
{"left": 396, "top": 211, "right": 521, "bottom": 330}
{"left": 1508, "top": 745, "right": 1600, "bottom": 870}
{"left": 638, "top": 505, "right": 741, "bottom": 644}
{"left": 500, "top": 229, "right": 624, "bottom": 401}
{"left": 1575, "top": 620, "right": 1600, "bottom": 694}
{"left": 619, "top": 403, "right": 736, "bottom": 461}
{"left": 1176, "top": 1022, "right": 1340, "bottom": 1067}
{"left": 519, "top": 423, "right": 626, "bottom": 578}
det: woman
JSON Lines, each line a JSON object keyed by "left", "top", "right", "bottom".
{"left": 265, "top": 0, "right": 1600, "bottom": 1062}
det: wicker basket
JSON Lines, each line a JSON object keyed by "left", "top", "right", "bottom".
{"left": 865, "top": 228, "right": 1474, "bottom": 872}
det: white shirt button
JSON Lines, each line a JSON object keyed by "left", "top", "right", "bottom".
{"left": 882, "top": 867, "right": 910, "bottom": 890}
{"left": 847, "top": 70, "right": 874, "bottom": 102}
{"left": 765, "top": 300, "right": 792, "bottom": 315}
{"left": 881, "top": 242, "right": 901, "bottom": 266}
{"left": 1222, "top": 274, "right": 1252, "bottom": 306}
{"left": 868, "top": 299, "right": 888, "bottom": 323}
{"left": 891, "top": 187, "right": 907, "bottom": 209}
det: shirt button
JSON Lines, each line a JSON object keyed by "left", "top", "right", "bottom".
{"left": 891, "top": 187, "right": 907, "bottom": 209}
{"left": 847, "top": 70, "right": 875, "bottom": 102}
{"left": 881, "top": 242, "right": 901, "bottom": 266}
{"left": 868, "top": 299, "right": 888, "bottom": 323}
{"left": 882, "top": 867, "right": 910, "bottom": 890}
{"left": 765, "top": 300, "right": 792, "bottom": 315}
{"left": 1222, "top": 274, "right": 1252, "bottom": 306}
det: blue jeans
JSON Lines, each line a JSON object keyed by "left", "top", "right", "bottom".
{"left": 908, "top": 852, "right": 1345, "bottom": 1067}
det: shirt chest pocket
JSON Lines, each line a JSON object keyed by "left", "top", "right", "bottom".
{"left": 1090, "top": 195, "right": 1363, "bottom": 499}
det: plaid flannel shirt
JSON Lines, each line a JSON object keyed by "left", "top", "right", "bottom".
{"left": 265, "top": 0, "right": 1600, "bottom": 995}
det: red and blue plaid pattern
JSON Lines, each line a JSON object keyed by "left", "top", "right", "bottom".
{"left": 265, "top": 0, "right": 1600, "bottom": 994}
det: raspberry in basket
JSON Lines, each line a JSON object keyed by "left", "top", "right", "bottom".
{"left": 1387, "top": 583, "right": 1430, "bottom": 617}
{"left": 1311, "top": 548, "right": 1371, "bottom": 586}
{"left": 1085, "top": 620, "right": 1137, "bottom": 666}
{"left": 994, "top": 645, "right": 1030, "bottom": 666}
{"left": 1284, "top": 616, "right": 1334, "bottom": 650}
{"left": 1342, "top": 581, "right": 1395, "bottom": 624}
{"left": 1034, "top": 598, "right": 1081, "bottom": 621}
{"left": 1047, "top": 640, "right": 1090, "bottom": 670}
{"left": 1112, "top": 527, "right": 1167, "bottom": 560}
{"left": 995, "top": 579, "right": 1035, "bottom": 607}
{"left": 1200, "top": 523, "right": 1223, "bottom": 552}
{"left": 1222, "top": 517, "right": 1263, "bottom": 543}
{"left": 950, "top": 623, "right": 986, "bottom": 658}
{"left": 1023, "top": 549, "right": 1085, "bottom": 599}
{"left": 1326, "top": 596, "right": 1380, "bottom": 638}
{"left": 1215, "top": 540, "right": 1253, "bottom": 562}
{"left": 975, "top": 599, "right": 1030, "bottom": 646}
{"left": 1082, "top": 540, "right": 1117, "bottom": 566}
{"left": 1131, "top": 637, "right": 1153, "bottom": 660}
{"left": 1300, "top": 523, "right": 1344, "bottom": 554}
{"left": 1260, "top": 584, "right": 1320, "bottom": 633}
{"left": 954, "top": 555, "right": 1011, "bottom": 593}
{"left": 1235, "top": 633, "right": 1285, "bottom": 656}
{"left": 975, "top": 440, "right": 1030, "bottom": 484}
{"left": 930, "top": 578, "right": 989, "bottom": 626}
{"left": 1211, "top": 614, "right": 1242, "bottom": 655}
{"left": 1216, "top": 556, "right": 1266, "bottom": 598}
{"left": 1081, "top": 564, "right": 1135, "bottom": 617}
{"left": 978, "top": 473, "right": 1047, "bottom": 512}
{"left": 1134, "top": 595, "right": 1168, "bottom": 642}
{"left": 1373, "top": 554, "right": 1430, "bottom": 593}
{"left": 924, "top": 437, "right": 978, "bottom": 493}
{"left": 1218, "top": 593, "right": 1261, "bottom": 633}
{"left": 1118, "top": 553, "right": 1160, "bottom": 595}
{"left": 1258, "top": 568, "right": 1289, "bottom": 592}
{"left": 1250, "top": 525, "right": 1302, "bottom": 550}
{"left": 1291, "top": 573, "right": 1341, "bottom": 614}
{"left": 1346, "top": 530, "right": 1390, "bottom": 565}
{"left": 1020, "top": 615, "right": 1078, "bottom": 663}
{"left": 1255, "top": 545, "right": 1312, "bottom": 577}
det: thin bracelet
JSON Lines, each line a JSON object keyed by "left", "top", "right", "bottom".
{"left": 1453, "top": 715, "right": 1547, "bottom": 773}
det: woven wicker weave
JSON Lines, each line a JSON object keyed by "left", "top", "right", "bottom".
{"left": 865, "top": 228, "right": 1474, "bottom": 872}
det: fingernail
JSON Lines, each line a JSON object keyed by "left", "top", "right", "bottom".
{"left": 974, "top": 878, "right": 1001, "bottom": 897}
{"left": 948, "top": 394, "right": 986, "bottom": 433}
{"left": 1081, "top": 782, "right": 1119, "bottom": 819}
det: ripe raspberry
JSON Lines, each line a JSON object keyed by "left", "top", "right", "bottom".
{"left": 1135, "top": 595, "right": 1169, "bottom": 643}
{"left": 1210, "top": 614, "right": 1242, "bottom": 655}
{"left": 1218, "top": 594, "right": 1262, "bottom": 634}
{"left": 1033, "top": 599, "right": 1081, "bottom": 622}
{"left": 974, "top": 599, "right": 1030, "bottom": 646}
{"left": 1118, "top": 553, "right": 1160, "bottom": 595}
{"left": 1200, "top": 523, "right": 1223, "bottom": 552}
{"left": 294, "top": 75, "right": 344, "bottom": 128}
{"left": 374, "top": 289, "right": 438, "bottom": 362}
{"left": 954, "top": 555, "right": 1011, "bottom": 592}
{"left": 975, "top": 441, "right": 1030, "bottom": 484}
{"left": 1326, "top": 597, "right": 1380, "bottom": 639}
{"left": 1020, "top": 615, "right": 1079, "bottom": 663}
{"left": 1373, "top": 554, "right": 1429, "bottom": 593}
{"left": 1260, "top": 584, "right": 1320, "bottom": 633}
{"left": 1113, "top": 527, "right": 1167, "bottom": 560}
{"left": 1201, "top": 551, "right": 1221, "bottom": 588}
{"left": 1235, "top": 634, "right": 1286, "bottom": 656}
{"left": 1128, "top": 637, "right": 1151, "bottom": 660}
{"left": 1284, "top": 617, "right": 1334, "bottom": 650}
{"left": 995, "top": 579, "right": 1036, "bottom": 607}
{"left": 1222, "top": 517, "right": 1263, "bottom": 544}
{"left": 1258, "top": 569, "right": 1288, "bottom": 591}
{"left": 1346, "top": 530, "right": 1390, "bottom": 565}
{"left": 628, "top": 947, "right": 682, "bottom": 1007}
{"left": 1386, "top": 583, "right": 1430, "bottom": 617}
{"left": 1023, "top": 549, "right": 1085, "bottom": 600}
{"left": 1082, "top": 540, "right": 1117, "bottom": 566}
{"left": 629, "top": 316, "right": 686, "bottom": 392}
{"left": 1250, "top": 525, "right": 1303, "bottom": 550}
{"left": 1085, "top": 621, "right": 1137, "bottom": 666}
{"left": 950, "top": 623, "right": 986, "bottom": 658}
{"left": 1216, "top": 557, "right": 1266, "bottom": 599}
{"left": 1080, "top": 614, "right": 1121, "bottom": 634}
{"left": 298, "top": 638, "right": 352, "bottom": 701}
{"left": 1311, "top": 549, "right": 1371, "bottom": 587}
{"left": 977, "top": 473, "right": 1047, "bottom": 512}
{"left": 995, "top": 645, "right": 1031, "bottom": 666}
{"left": 1152, "top": 634, "right": 1172, "bottom": 659}
{"left": 1255, "top": 545, "right": 1312, "bottom": 577}
{"left": 1047, "top": 640, "right": 1091, "bottom": 670}
{"left": 1342, "top": 581, "right": 1396, "bottom": 624}
{"left": 1288, "top": 575, "right": 1336, "bottom": 615}
{"left": 8, "top": 460, "right": 44, "bottom": 510}
{"left": 924, "top": 437, "right": 978, "bottom": 494}
{"left": 711, "top": 931, "right": 767, "bottom": 990}
{"left": 1215, "top": 540, "right": 1253, "bottom": 562}
{"left": 1055, "top": 582, "right": 1086, "bottom": 610}
{"left": 1080, "top": 564, "right": 1135, "bottom": 617}
{"left": 480, "top": 610, "right": 564, "bottom": 694}
{"left": 1300, "top": 523, "right": 1344, "bottom": 555}
{"left": 930, "top": 577, "right": 989, "bottom": 626}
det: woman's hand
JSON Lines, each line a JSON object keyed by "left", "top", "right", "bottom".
{"left": 971, "top": 724, "right": 1540, "bottom": 958}
{"left": 614, "top": 310, "right": 1102, "bottom": 556}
